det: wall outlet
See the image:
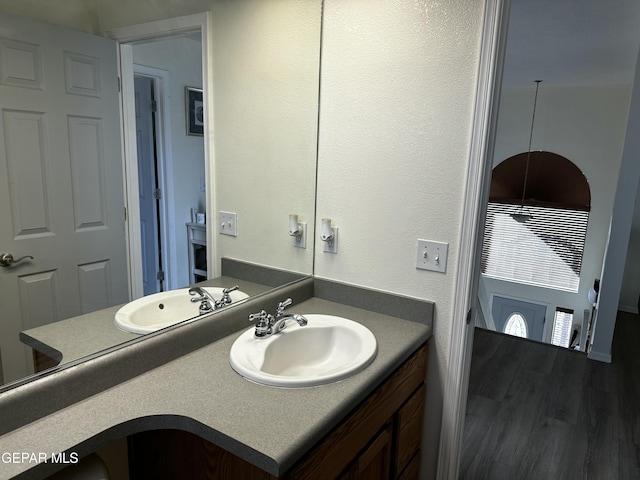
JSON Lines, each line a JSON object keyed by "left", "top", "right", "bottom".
{"left": 219, "top": 211, "right": 237, "bottom": 236}
{"left": 416, "top": 239, "right": 448, "bottom": 273}
{"left": 292, "top": 222, "right": 307, "bottom": 249}
{"left": 323, "top": 227, "right": 338, "bottom": 254}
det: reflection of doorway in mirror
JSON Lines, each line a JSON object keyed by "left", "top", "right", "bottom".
{"left": 134, "top": 75, "right": 163, "bottom": 295}
{"left": 124, "top": 33, "right": 206, "bottom": 296}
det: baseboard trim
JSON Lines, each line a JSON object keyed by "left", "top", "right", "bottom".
{"left": 587, "top": 350, "right": 612, "bottom": 363}
{"left": 618, "top": 305, "right": 639, "bottom": 315}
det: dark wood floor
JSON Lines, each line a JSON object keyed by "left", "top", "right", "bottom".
{"left": 460, "top": 311, "right": 640, "bottom": 479}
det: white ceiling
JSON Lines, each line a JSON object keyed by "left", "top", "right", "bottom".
{"left": 503, "top": 0, "right": 640, "bottom": 88}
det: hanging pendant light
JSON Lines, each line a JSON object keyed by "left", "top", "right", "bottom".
{"left": 511, "top": 80, "right": 542, "bottom": 223}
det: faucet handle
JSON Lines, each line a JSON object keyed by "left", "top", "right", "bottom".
{"left": 276, "top": 298, "right": 293, "bottom": 316}
{"left": 249, "top": 310, "right": 268, "bottom": 323}
{"left": 188, "top": 287, "right": 207, "bottom": 303}
{"left": 223, "top": 285, "right": 239, "bottom": 295}
{"left": 249, "top": 310, "right": 272, "bottom": 337}
{"left": 217, "top": 285, "right": 240, "bottom": 307}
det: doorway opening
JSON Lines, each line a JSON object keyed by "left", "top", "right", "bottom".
{"left": 108, "top": 15, "right": 210, "bottom": 301}
{"left": 134, "top": 73, "right": 164, "bottom": 295}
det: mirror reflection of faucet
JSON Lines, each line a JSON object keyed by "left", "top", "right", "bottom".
{"left": 189, "top": 285, "right": 240, "bottom": 315}
{"left": 248, "top": 298, "right": 308, "bottom": 338}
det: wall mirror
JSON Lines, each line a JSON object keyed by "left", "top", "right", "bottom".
{"left": 475, "top": 0, "right": 640, "bottom": 350}
{"left": 0, "top": 1, "right": 322, "bottom": 391}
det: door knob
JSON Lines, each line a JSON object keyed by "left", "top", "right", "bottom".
{"left": 0, "top": 252, "right": 34, "bottom": 268}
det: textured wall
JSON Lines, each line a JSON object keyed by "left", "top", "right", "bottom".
{"left": 0, "top": 0, "right": 101, "bottom": 33}
{"left": 211, "top": 0, "right": 320, "bottom": 276}
{"left": 316, "top": 1, "right": 484, "bottom": 477}
{"left": 620, "top": 184, "right": 640, "bottom": 312}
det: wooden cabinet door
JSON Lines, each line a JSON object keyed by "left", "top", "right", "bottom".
{"left": 394, "top": 384, "right": 425, "bottom": 476}
{"left": 349, "top": 424, "right": 392, "bottom": 480}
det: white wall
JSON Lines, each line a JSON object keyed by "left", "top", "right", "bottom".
{"left": 97, "top": 0, "right": 210, "bottom": 33}
{"left": 133, "top": 37, "right": 205, "bottom": 288}
{"left": 620, "top": 180, "right": 640, "bottom": 312}
{"left": 316, "top": 1, "right": 484, "bottom": 477}
{"left": 484, "top": 85, "right": 630, "bottom": 343}
{"left": 0, "top": 0, "right": 101, "bottom": 33}
{"left": 210, "top": 0, "right": 320, "bottom": 276}
{"left": 592, "top": 45, "right": 640, "bottom": 362}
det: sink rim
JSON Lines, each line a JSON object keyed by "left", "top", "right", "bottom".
{"left": 229, "top": 314, "right": 377, "bottom": 388}
{"left": 114, "top": 287, "right": 249, "bottom": 334}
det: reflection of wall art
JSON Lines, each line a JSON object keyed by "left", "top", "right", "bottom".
{"left": 185, "top": 86, "right": 204, "bottom": 136}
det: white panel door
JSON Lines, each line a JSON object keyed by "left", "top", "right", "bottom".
{"left": 0, "top": 13, "right": 129, "bottom": 383}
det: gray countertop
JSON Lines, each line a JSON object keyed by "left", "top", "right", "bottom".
{"left": 19, "top": 276, "right": 273, "bottom": 365}
{"left": 2, "top": 297, "right": 431, "bottom": 479}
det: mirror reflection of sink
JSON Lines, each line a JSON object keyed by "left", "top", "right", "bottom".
{"left": 229, "top": 314, "right": 377, "bottom": 388}
{"left": 115, "top": 287, "right": 249, "bottom": 334}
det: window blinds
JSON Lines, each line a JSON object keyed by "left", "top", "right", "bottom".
{"left": 481, "top": 203, "right": 589, "bottom": 292}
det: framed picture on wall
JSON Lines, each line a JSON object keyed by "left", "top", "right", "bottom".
{"left": 186, "top": 86, "right": 204, "bottom": 136}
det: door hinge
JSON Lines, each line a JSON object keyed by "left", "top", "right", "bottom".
{"left": 153, "top": 188, "right": 162, "bottom": 200}
{"left": 124, "top": 206, "right": 127, "bottom": 221}
{"left": 466, "top": 308, "right": 473, "bottom": 325}
{"left": 117, "top": 76, "right": 121, "bottom": 92}
{"left": 151, "top": 100, "right": 157, "bottom": 112}
{"left": 157, "top": 270, "right": 165, "bottom": 281}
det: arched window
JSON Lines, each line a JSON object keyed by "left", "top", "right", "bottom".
{"left": 504, "top": 313, "right": 528, "bottom": 338}
{"left": 481, "top": 152, "right": 590, "bottom": 292}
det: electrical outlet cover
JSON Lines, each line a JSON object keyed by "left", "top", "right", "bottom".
{"left": 323, "top": 227, "right": 338, "bottom": 253}
{"left": 293, "top": 222, "right": 307, "bottom": 249}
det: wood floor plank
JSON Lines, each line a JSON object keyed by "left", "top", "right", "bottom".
{"left": 577, "top": 385, "right": 618, "bottom": 479}
{"left": 460, "top": 395, "right": 501, "bottom": 477}
{"left": 467, "top": 354, "right": 491, "bottom": 396}
{"left": 480, "top": 369, "right": 548, "bottom": 468}
{"left": 516, "top": 416, "right": 586, "bottom": 480}
{"left": 460, "top": 454, "right": 518, "bottom": 480}
{"left": 520, "top": 340, "right": 558, "bottom": 375}
{"left": 540, "top": 348, "right": 588, "bottom": 425}
{"left": 463, "top": 314, "right": 640, "bottom": 479}
{"left": 616, "top": 348, "right": 640, "bottom": 479}
{"left": 472, "top": 328, "right": 505, "bottom": 359}
{"left": 473, "top": 333, "right": 531, "bottom": 403}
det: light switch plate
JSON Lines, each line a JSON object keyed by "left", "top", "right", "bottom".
{"left": 416, "top": 239, "right": 448, "bottom": 273}
{"left": 219, "top": 211, "right": 237, "bottom": 236}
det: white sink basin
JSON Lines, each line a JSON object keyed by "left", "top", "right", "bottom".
{"left": 115, "top": 287, "right": 249, "bottom": 334}
{"left": 229, "top": 314, "right": 377, "bottom": 388}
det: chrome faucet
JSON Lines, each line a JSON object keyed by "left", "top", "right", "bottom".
{"left": 189, "top": 285, "right": 239, "bottom": 315}
{"left": 248, "top": 298, "right": 308, "bottom": 338}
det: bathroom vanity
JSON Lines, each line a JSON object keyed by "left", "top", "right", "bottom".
{"left": 0, "top": 279, "right": 432, "bottom": 479}
{"left": 128, "top": 343, "right": 427, "bottom": 479}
